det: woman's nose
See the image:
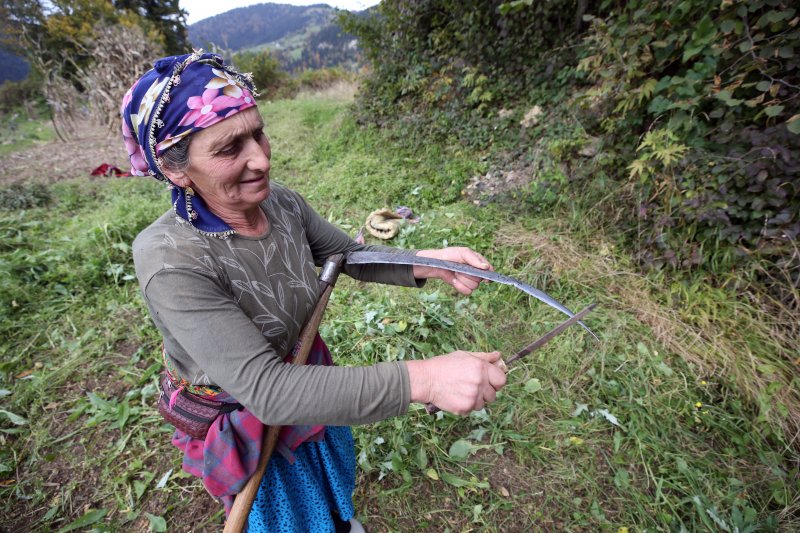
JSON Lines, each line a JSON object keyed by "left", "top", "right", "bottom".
{"left": 245, "top": 139, "right": 270, "bottom": 173}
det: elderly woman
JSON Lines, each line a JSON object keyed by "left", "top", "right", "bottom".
{"left": 122, "top": 53, "right": 506, "bottom": 532}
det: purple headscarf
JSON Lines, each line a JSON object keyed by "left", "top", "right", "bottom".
{"left": 121, "top": 52, "right": 258, "bottom": 237}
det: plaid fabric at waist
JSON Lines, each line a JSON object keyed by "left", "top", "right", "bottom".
{"left": 162, "top": 334, "right": 335, "bottom": 515}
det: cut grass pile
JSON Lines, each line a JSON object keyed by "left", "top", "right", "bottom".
{"left": 0, "top": 94, "right": 797, "bottom": 532}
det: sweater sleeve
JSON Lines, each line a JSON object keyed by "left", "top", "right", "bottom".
{"left": 143, "top": 268, "right": 412, "bottom": 426}
{"left": 288, "top": 188, "right": 425, "bottom": 287}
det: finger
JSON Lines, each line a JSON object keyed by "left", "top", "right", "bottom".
{"left": 487, "top": 364, "right": 507, "bottom": 390}
{"left": 451, "top": 276, "right": 476, "bottom": 295}
{"left": 454, "top": 274, "right": 481, "bottom": 291}
{"left": 483, "top": 386, "right": 497, "bottom": 404}
{"left": 450, "top": 277, "right": 480, "bottom": 296}
{"left": 472, "top": 397, "right": 485, "bottom": 413}
{"left": 470, "top": 351, "right": 503, "bottom": 363}
{"left": 462, "top": 249, "right": 492, "bottom": 270}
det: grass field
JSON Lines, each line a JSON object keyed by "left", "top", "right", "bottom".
{"left": 0, "top": 91, "right": 798, "bottom": 532}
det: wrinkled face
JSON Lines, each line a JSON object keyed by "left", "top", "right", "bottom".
{"left": 167, "top": 107, "right": 271, "bottom": 215}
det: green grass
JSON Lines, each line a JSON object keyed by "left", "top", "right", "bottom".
{"left": 0, "top": 94, "right": 797, "bottom": 532}
{"left": 0, "top": 114, "right": 55, "bottom": 156}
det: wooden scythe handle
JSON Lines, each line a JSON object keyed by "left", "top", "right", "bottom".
{"left": 224, "top": 254, "right": 344, "bottom": 532}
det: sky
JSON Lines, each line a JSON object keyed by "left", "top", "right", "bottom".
{"left": 180, "top": 0, "right": 381, "bottom": 25}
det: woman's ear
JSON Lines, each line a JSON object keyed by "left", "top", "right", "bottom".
{"left": 162, "top": 167, "right": 192, "bottom": 188}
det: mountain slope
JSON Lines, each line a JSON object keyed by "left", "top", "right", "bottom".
{"left": 188, "top": 3, "right": 361, "bottom": 71}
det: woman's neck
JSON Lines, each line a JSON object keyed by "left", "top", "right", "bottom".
{"left": 215, "top": 205, "right": 269, "bottom": 237}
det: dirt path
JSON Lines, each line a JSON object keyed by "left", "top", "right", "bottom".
{"left": 0, "top": 132, "right": 129, "bottom": 184}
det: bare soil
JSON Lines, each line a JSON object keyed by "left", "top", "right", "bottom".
{"left": 0, "top": 131, "right": 129, "bottom": 184}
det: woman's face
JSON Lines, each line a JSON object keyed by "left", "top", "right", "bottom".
{"left": 167, "top": 107, "right": 271, "bottom": 216}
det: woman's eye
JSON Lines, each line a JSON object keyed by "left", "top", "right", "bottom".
{"left": 218, "top": 143, "right": 239, "bottom": 156}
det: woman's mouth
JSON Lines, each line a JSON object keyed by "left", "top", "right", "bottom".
{"left": 241, "top": 175, "right": 267, "bottom": 185}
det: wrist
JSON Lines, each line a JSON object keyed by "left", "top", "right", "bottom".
{"left": 405, "top": 359, "right": 432, "bottom": 403}
{"left": 413, "top": 249, "right": 439, "bottom": 280}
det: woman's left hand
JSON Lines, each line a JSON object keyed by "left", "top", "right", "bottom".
{"left": 413, "top": 247, "right": 493, "bottom": 295}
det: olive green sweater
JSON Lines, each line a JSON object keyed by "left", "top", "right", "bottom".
{"left": 133, "top": 183, "right": 422, "bottom": 426}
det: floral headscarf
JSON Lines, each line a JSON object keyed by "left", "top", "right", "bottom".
{"left": 121, "top": 52, "right": 258, "bottom": 237}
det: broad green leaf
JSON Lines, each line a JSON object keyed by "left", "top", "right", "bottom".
{"left": 614, "top": 468, "right": 630, "bottom": 489}
{"left": 756, "top": 81, "right": 771, "bottom": 92}
{"left": 41, "top": 506, "right": 59, "bottom": 523}
{"left": 572, "top": 403, "right": 589, "bottom": 417}
{"left": 440, "top": 471, "right": 471, "bottom": 487}
{"left": 145, "top": 513, "right": 167, "bottom": 533}
{"left": 472, "top": 504, "right": 484, "bottom": 522}
{"left": 425, "top": 468, "right": 439, "bottom": 481}
{"left": 448, "top": 439, "right": 472, "bottom": 461}
{"left": 0, "top": 409, "right": 27, "bottom": 426}
{"left": 55, "top": 508, "right": 107, "bottom": 533}
{"left": 0, "top": 389, "right": 11, "bottom": 398}
{"left": 134, "top": 480, "right": 147, "bottom": 500}
{"left": 416, "top": 446, "right": 428, "bottom": 469}
{"left": 636, "top": 342, "right": 650, "bottom": 356}
{"left": 656, "top": 362, "right": 674, "bottom": 377}
{"left": 524, "top": 378, "right": 542, "bottom": 394}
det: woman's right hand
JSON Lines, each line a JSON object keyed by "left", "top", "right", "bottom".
{"left": 406, "top": 351, "right": 507, "bottom": 415}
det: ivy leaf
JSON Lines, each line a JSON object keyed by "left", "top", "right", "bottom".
{"left": 786, "top": 115, "right": 800, "bottom": 134}
{"left": 765, "top": 105, "right": 784, "bottom": 117}
{"left": 755, "top": 81, "right": 771, "bottom": 92}
{"left": 719, "top": 19, "right": 737, "bottom": 34}
{"left": 716, "top": 90, "right": 743, "bottom": 107}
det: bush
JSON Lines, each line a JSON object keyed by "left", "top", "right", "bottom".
{"left": 343, "top": 0, "right": 800, "bottom": 302}
{"left": 0, "top": 182, "right": 52, "bottom": 210}
{"left": 297, "top": 67, "right": 352, "bottom": 91}
{"left": 578, "top": 0, "right": 799, "bottom": 284}
{"left": 232, "top": 50, "right": 297, "bottom": 100}
{"left": 0, "top": 75, "right": 45, "bottom": 116}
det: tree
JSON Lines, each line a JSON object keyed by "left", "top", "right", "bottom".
{"left": 113, "top": 0, "right": 189, "bottom": 54}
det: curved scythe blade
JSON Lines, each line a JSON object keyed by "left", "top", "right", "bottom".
{"left": 345, "top": 251, "right": 598, "bottom": 339}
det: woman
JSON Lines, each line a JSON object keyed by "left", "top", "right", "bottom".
{"left": 122, "top": 52, "right": 506, "bottom": 532}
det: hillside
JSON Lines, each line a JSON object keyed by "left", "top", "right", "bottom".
{"left": 188, "top": 2, "right": 361, "bottom": 71}
{"left": 0, "top": 48, "right": 29, "bottom": 84}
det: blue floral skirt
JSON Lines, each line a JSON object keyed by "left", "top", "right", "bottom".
{"left": 247, "top": 426, "right": 356, "bottom": 532}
